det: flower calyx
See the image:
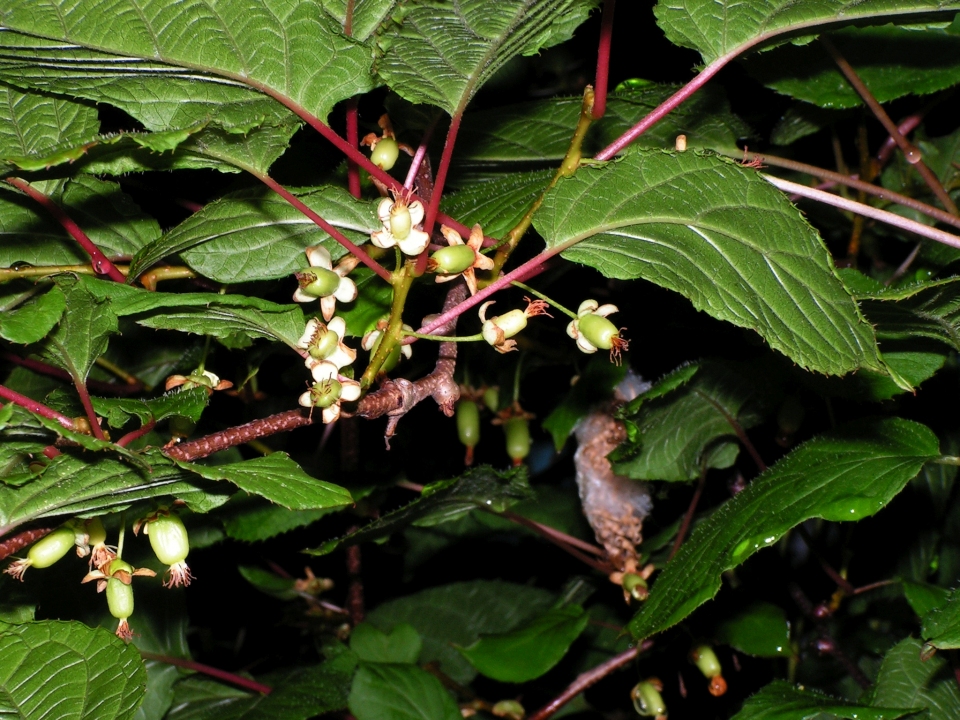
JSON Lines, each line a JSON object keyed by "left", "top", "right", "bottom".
{"left": 566, "top": 299, "right": 628, "bottom": 364}
{"left": 82, "top": 556, "right": 156, "bottom": 594}
{"left": 371, "top": 193, "right": 430, "bottom": 257}
{"left": 479, "top": 298, "right": 551, "bottom": 354}
{"left": 73, "top": 517, "right": 116, "bottom": 572}
{"left": 293, "top": 246, "right": 359, "bottom": 322}
{"left": 360, "top": 114, "right": 413, "bottom": 171}
{"left": 427, "top": 224, "right": 494, "bottom": 296}
{"left": 165, "top": 369, "right": 233, "bottom": 394}
{"left": 298, "top": 316, "right": 356, "bottom": 373}
{"left": 299, "top": 361, "right": 361, "bottom": 424}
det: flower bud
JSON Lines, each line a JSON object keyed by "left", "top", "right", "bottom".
{"left": 691, "top": 644, "right": 726, "bottom": 696}
{"left": 491, "top": 700, "right": 525, "bottom": 720}
{"left": 622, "top": 572, "right": 649, "bottom": 601}
{"left": 389, "top": 202, "right": 413, "bottom": 241}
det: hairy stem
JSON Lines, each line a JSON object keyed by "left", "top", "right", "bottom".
{"left": 765, "top": 176, "right": 960, "bottom": 250}
{"left": 139, "top": 652, "right": 272, "bottom": 695}
{"left": 73, "top": 377, "right": 106, "bottom": 441}
{"left": 361, "top": 263, "right": 415, "bottom": 389}
{"left": 820, "top": 37, "right": 958, "bottom": 217}
{"left": 591, "top": 0, "right": 615, "bottom": 119}
{"left": 116, "top": 419, "right": 156, "bottom": 448}
{"left": 5, "top": 178, "right": 127, "bottom": 282}
{"left": 0, "top": 384, "right": 74, "bottom": 429}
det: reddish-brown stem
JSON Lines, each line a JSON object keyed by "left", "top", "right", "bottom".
{"left": 139, "top": 652, "right": 272, "bottom": 695}
{"left": 876, "top": 114, "right": 924, "bottom": 167}
{"left": 5, "top": 177, "right": 126, "bottom": 282}
{"left": 251, "top": 172, "right": 392, "bottom": 282}
{"left": 697, "top": 390, "right": 766, "bottom": 472}
{"left": 343, "top": 1, "right": 360, "bottom": 199}
{"left": 72, "top": 378, "right": 106, "bottom": 441}
{"left": 164, "top": 409, "right": 312, "bottom": 461}
{"left": 0, "top": 527, "right": 54, "bottom": 558}
{"left": 2, "top": 353, "right": 144, "bottom": 395}
{"left": 42, "top": 445, "right": 61, "bottom": 459}
{"left": 591, "top": 0, "right": 615, "bottom": 120}
{"left": 594, "top": 55, "right": 727, "bottom": 160}
{"left": 345, "top": 533, "right": 364, "bottom": 625}
{"left": 820, "top": 37, "right": 959, "bottom": 217}
{"left": 528, "top": 642, "right": 652, "bottom": 720}
{"left": 0, "top": 384, "right": 73, "bottom": 429}
{"left": 494, "top": 510, "right": 612, "bottom": 572}
{"left": 116, "top": 419, "right": 156, "bottom": 448}
{"left": 852, "top": 578, "right": 897, "bottom": 596}
{"left": 669, "top": 470, "right": 707, "bottom": 561}
{"left": 404, "top": 114, "right": 442, "bottom": 190}
{"left": 418, "top": 114, "right": 463, "bottom": 275}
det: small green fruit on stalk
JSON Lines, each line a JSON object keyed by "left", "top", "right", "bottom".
{"left": 457, "top": 400, "right": 481, "bottom": 466}
{"left": 139, "top": 509, "right": 192, "bottom": 588}
{"left": 4, "top": 524, "right": 76, "bottom": 580}
{"left": 691, "top": 644, "right": 727, "bottom": 696}
{"left": 106, "top": 559, "right": 136, "bottom": 641}
{"left": 504, "top": 416, "right": 530, "bottom": 466}
{"left": 631, "top": 678, "right": 667, "bottom": 718}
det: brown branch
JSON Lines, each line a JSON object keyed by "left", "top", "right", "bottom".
{"left": 669, "top": 468, "right": 707, "bottom": 561}
{"left": 528, "top": 642, "right": 653, "bottom": 720}
{"left": 0, "top": 527, "right": 53, "bottom": 558}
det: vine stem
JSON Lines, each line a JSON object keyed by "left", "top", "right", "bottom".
{"left": 343, "top": 1, "right": 360, "bottom": 199}
{"left": 669, "top": 469, "right": 706, "bottom": 562}
{"left": 591, "top": 0, "right": 615, "bottom": 120}
{"left": 0, "top": 384, "right": 73, "bottom": 429}
{"left": 404, "top": 113, "right": 441, "bottom": 190}
{"left": 763, "top": 176, "right": 960, "bottom": 250}
{"left": 249, "top": 170, "right": 392, "bottom": 283}
{"left": 511, "top": 281, "right": 578, "bottom": 319}
{"left": 404, "top": 331, "right": 484, "bottom": 342}
{"left": 139, "top": 652, "right": 272, "bottom": 695}
{"left": 2, "top": 353, "right": 144, "bottom": 396}
{"left": 820, "top": 37, "right": 958, "bottom": 217}
{"left": 417, "top": 113, "right": 463, "bottom": 276}
{"left": 5, "top": 178, "right": 127, "bottom": 282}
{"left": 738, "top": 152, "right": 960, "bottom": 231}
{"left": 528, "top": 642, "right": 652, "bottom": 720}
{"left": 116, "top": 419, "right": 155, "bottom": 448}
{"left": 73, "top": 377, "right": 106, "bottom": 441}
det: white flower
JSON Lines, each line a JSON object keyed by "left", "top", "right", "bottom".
{"left": 566, "top": 299, "right": 628, "bottom": 363}
{"left": 298, "top": 316, "right": 356, "bottom": 372}
{"left": 370, "top": 196, "right": 430, "bottom": 256}
{"left": 298, "top": 361, "right": 361, "bottom": 424}
{"left": 293, "top": 246, "right": 358, "bottom": 322}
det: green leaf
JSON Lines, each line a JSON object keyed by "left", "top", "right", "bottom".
{"left": 542, "top": 355, "right": 627, "bottom": 452}
{"left": 653, "top": 0, "right": 960, "bottom": 66}
{"left": 903, "top": 580, "right": 951, "bottom": 617}
{"left": 731, "top": 680, "right": 916, "bottom": 720}
{"left": 458, "top": 605, "right": 589, "bottom": 683}
{"left": 0, "top": 451, "right": 231, "bottom": 536}
{"left": 857, "top": 278, "right": 960, "bottom": 352}
{"left": 441, "top": 170, "right": 553, "bottom": 240}
{"left": 350, "top": 623, "right": 422, "bottom": 664}
{"left": 238, "top": 564, "right": 300, "bottom": 601}
{"left": 628, "top": 417, "right": 939, "bottom": 640}
{"left": 365, "top": 580, "right": 555, "bottom": 685}
{"left": 1, "top": 1, "right": 375, "bottom": 125}
{"left": 348, "top": 663, "right": 461, "bottom": 720}
{"left": 92, "top": 387, "right": 210, "bottom": 430}
{"left": 174, "top": 453, "right": 352, "bottom": 512}
{"left": 770, "top": 104, "right": 847, "bottom": 146}
{"left": 376, "top": 0, "right": 597, "bottom": 116}
{"left": 535, "top": 149, "right": 888, "bottom": 380}
{"left": 0, "top": 176, "right": 160, "bottom": 268}
{"left": 40, "top": 275, "right": 118, "bottom": 383}
{"left": 612, "top": 361, "right": 767, "bottom": 481}
{"left": 0, "top": 84, "right": 98, "bottom": 157}
{"left": 867, "top": 637, "right": 960, "bottom": 719}
{"left": 0, "top": 620, "right": 145, "bottom": 720}
{"left": 222, "top": 497, "right": 337, "bottom": 543}
{"left": 0, "top": 284, "right": 65, "bottom": 344}
{"left": 715, "top": 603, "right": 792, "bottom": 658}
{"left": 165, "top": 660, "right": 354, "bottom": 720}
{"left": 306, "top": 465, "right": 532, "bottom": 555}
{"left": 132, "top": 185, "right": 378, "bottom": 283}
{"left": 745, "top": 25, "right": 960, "bottom": 109}
{"left": 922, "top": 588, "right": 960, "bottom": 651}
{"left": 336, "top": 269, "right": 394, "bottom": 337}
{"left": 321, "top": 0, "right": 397, "bottom": 42}
{"left": 452, "top": 85, "right": 750, "bottom": 167}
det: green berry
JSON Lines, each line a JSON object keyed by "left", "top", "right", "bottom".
{"left": 457, "top": 401, "right": 481, "bottom": 466}
{"left": 146, "top": 512, "right": 190, "bottom": 566}
{"left": 106, "top": 560, "right": 135, "bottom": 620}
{"left": 370, "top": 137, "right": 400, "bottom": 171}
{"left": 308, "top": 325, "right": 342, "bottom": 361}
{"left": 301, "top": 268, "right": 342, "bottom": 298}
{"left": 483, "top": 387, "right": 499, "bottom": 413}
{"left": 578, "top": 313, "right": 620, "bottom": 350}
{"left": 389, "top": 203, "right": 412, "bottom": 241}
{"left": 691, "top": 644, "right": 722, "bottom": 679}
{"left": 504, "top": 417, "right": 530, "bottom": 464}
{"left": 431, "top": 244, "right": 476, "bottom": 275}
{"left": 621, "top": 572, "right": 648, "bottom": 601}
{"left": 26, "top": 525, "right": 76, "bottom": 569}
{"left": 630, "top": 680, "right": 667, "bottom": 717}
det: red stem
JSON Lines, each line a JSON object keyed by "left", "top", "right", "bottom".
{"left": 5, "top": 178, "right": 126, "bottom": 282}
{"left": 876, "top": 114, "right": 924, "bottom": 167}
{"left": 345, "top": 99, "right": 361, "bottom": 199}
{"left": 594, "top": 55, "right": 727, "bottom": 161}
{"left": 669, "top": 470, "right": 706, "bottom": 561}
{"left": 0, "top": 384, "right": 73, "bottom": 429}
{"left": 404, "top": 114, "right": 442, "bottom": 190}
{"left": 591, "top": 0, "right": 615, "bottom": 120}
{"left": 139, "top": 652, "right": 272, "bottom": 695}
{"left": 116, "top": 419, "right": 155, "bottom": 448}
{"left": 73, "top": 378, "right": 106, "bottom": 441}
{"left": 2, "top": 353, "right": 144, "bottom": 395}
{"left": 416, "top": 114, "right": 463, "bottom": 275}
{"left": 252, "top": 172, "right": 392, "bottom": 282}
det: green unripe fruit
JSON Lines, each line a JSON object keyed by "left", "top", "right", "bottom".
{"left": 431, "top": 245, "right": 476, "bottom": 275}
{"left": 302, "top": 268, "right": 342, "bottom": 298}
{"left": 370, "top": 137, "right": 400, "bottom": 171}
{"left": 691, "top": 644, "right": 722, "bottom": 679}
{"left": 457, "top": 401, "right": 481, "bottom": 448}
{"left": 147, "top": 513, "right": 190, "bottom": 566}
{"left": 106, "top": 560, "right": 134, "bottom": 620}
{"left": 578, "top": 313, "right": 620, "bottom": 350}
{"left": 504, "top": 417, "right": 530, "bottom": 464}
{"left": 84, "top": 518, "right": 107, "bottom": 548}
{"left": 491, "top": 700, "right": 525, "bottom": 720}
{"left": 308, "top": 326, "right": 342, "bottom": 361}
{"left": 27, "top": 526, "right": 76, "bottom": 569}
{"left": 483, "top": 386, "right": 499, "bottom": 413}
{"left": 622, "top": 572, "right": 649, "bottom": 601}
{"left": 389, "top": 204, "right": 412, "bottom": 241}
{"left": 630, "top": 680, "right": 667, "bottom": 717}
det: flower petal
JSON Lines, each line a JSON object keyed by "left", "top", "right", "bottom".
{"left": 467, "top": 224, "right": 484, "bottom": 251}
{"left": 474, "top": 253, "right": 495, "bottom": 271}
{"left": 328, "top": 317, "right": 347, "bottom": 336}
{"left": 377, "top": 198, "right": 394, "bottom": 226}
{"left": 595, "top": 303, "right": 619, "bottom": 317}
{"left": 327, "top": 345, "right": 357, "bottom": 369}
{"left": 398, "top": 229, "right": 430, "bottom": 256}
{"left": 566, "top": 319, "right": 579, "bottom": 339}
{"left": 299, "top": 390, "right": 315, "bottom": 407}
{"left": 576, "top": 334, "right": 598, "bottom": 354}
{"left": 340, "top": 381, "right": 362, "bottom": 402}
{"left": 305, "top": 245, "right": 333, "bottom": 270}
{"left": 440, "top": 225, "right": 464, "bottom": 246}
{"left": 310, "top": 361, "right": 338, "bottom": 382}
{"left": 370, "top": 230, "right": 396, "bottom": 249}
{"left": 298, "top": 318, "right": 322, "bottom": 349}
{"left": 577, "top": 299, "right": 599, "bottom": 316}
{"left": 322, "top": 404, "right": 341, "bottom": 424}
{"left": 408, "top": 200, "right": 425, "bottom": 225}
{"left": 293, "top": 288, "right": 315, "bottom": 304}
{"left": 320, "top": 296, "right": 337, "bottom": 322}
{"left": 334, "top": 277, "right": 358, "bottom": 303}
